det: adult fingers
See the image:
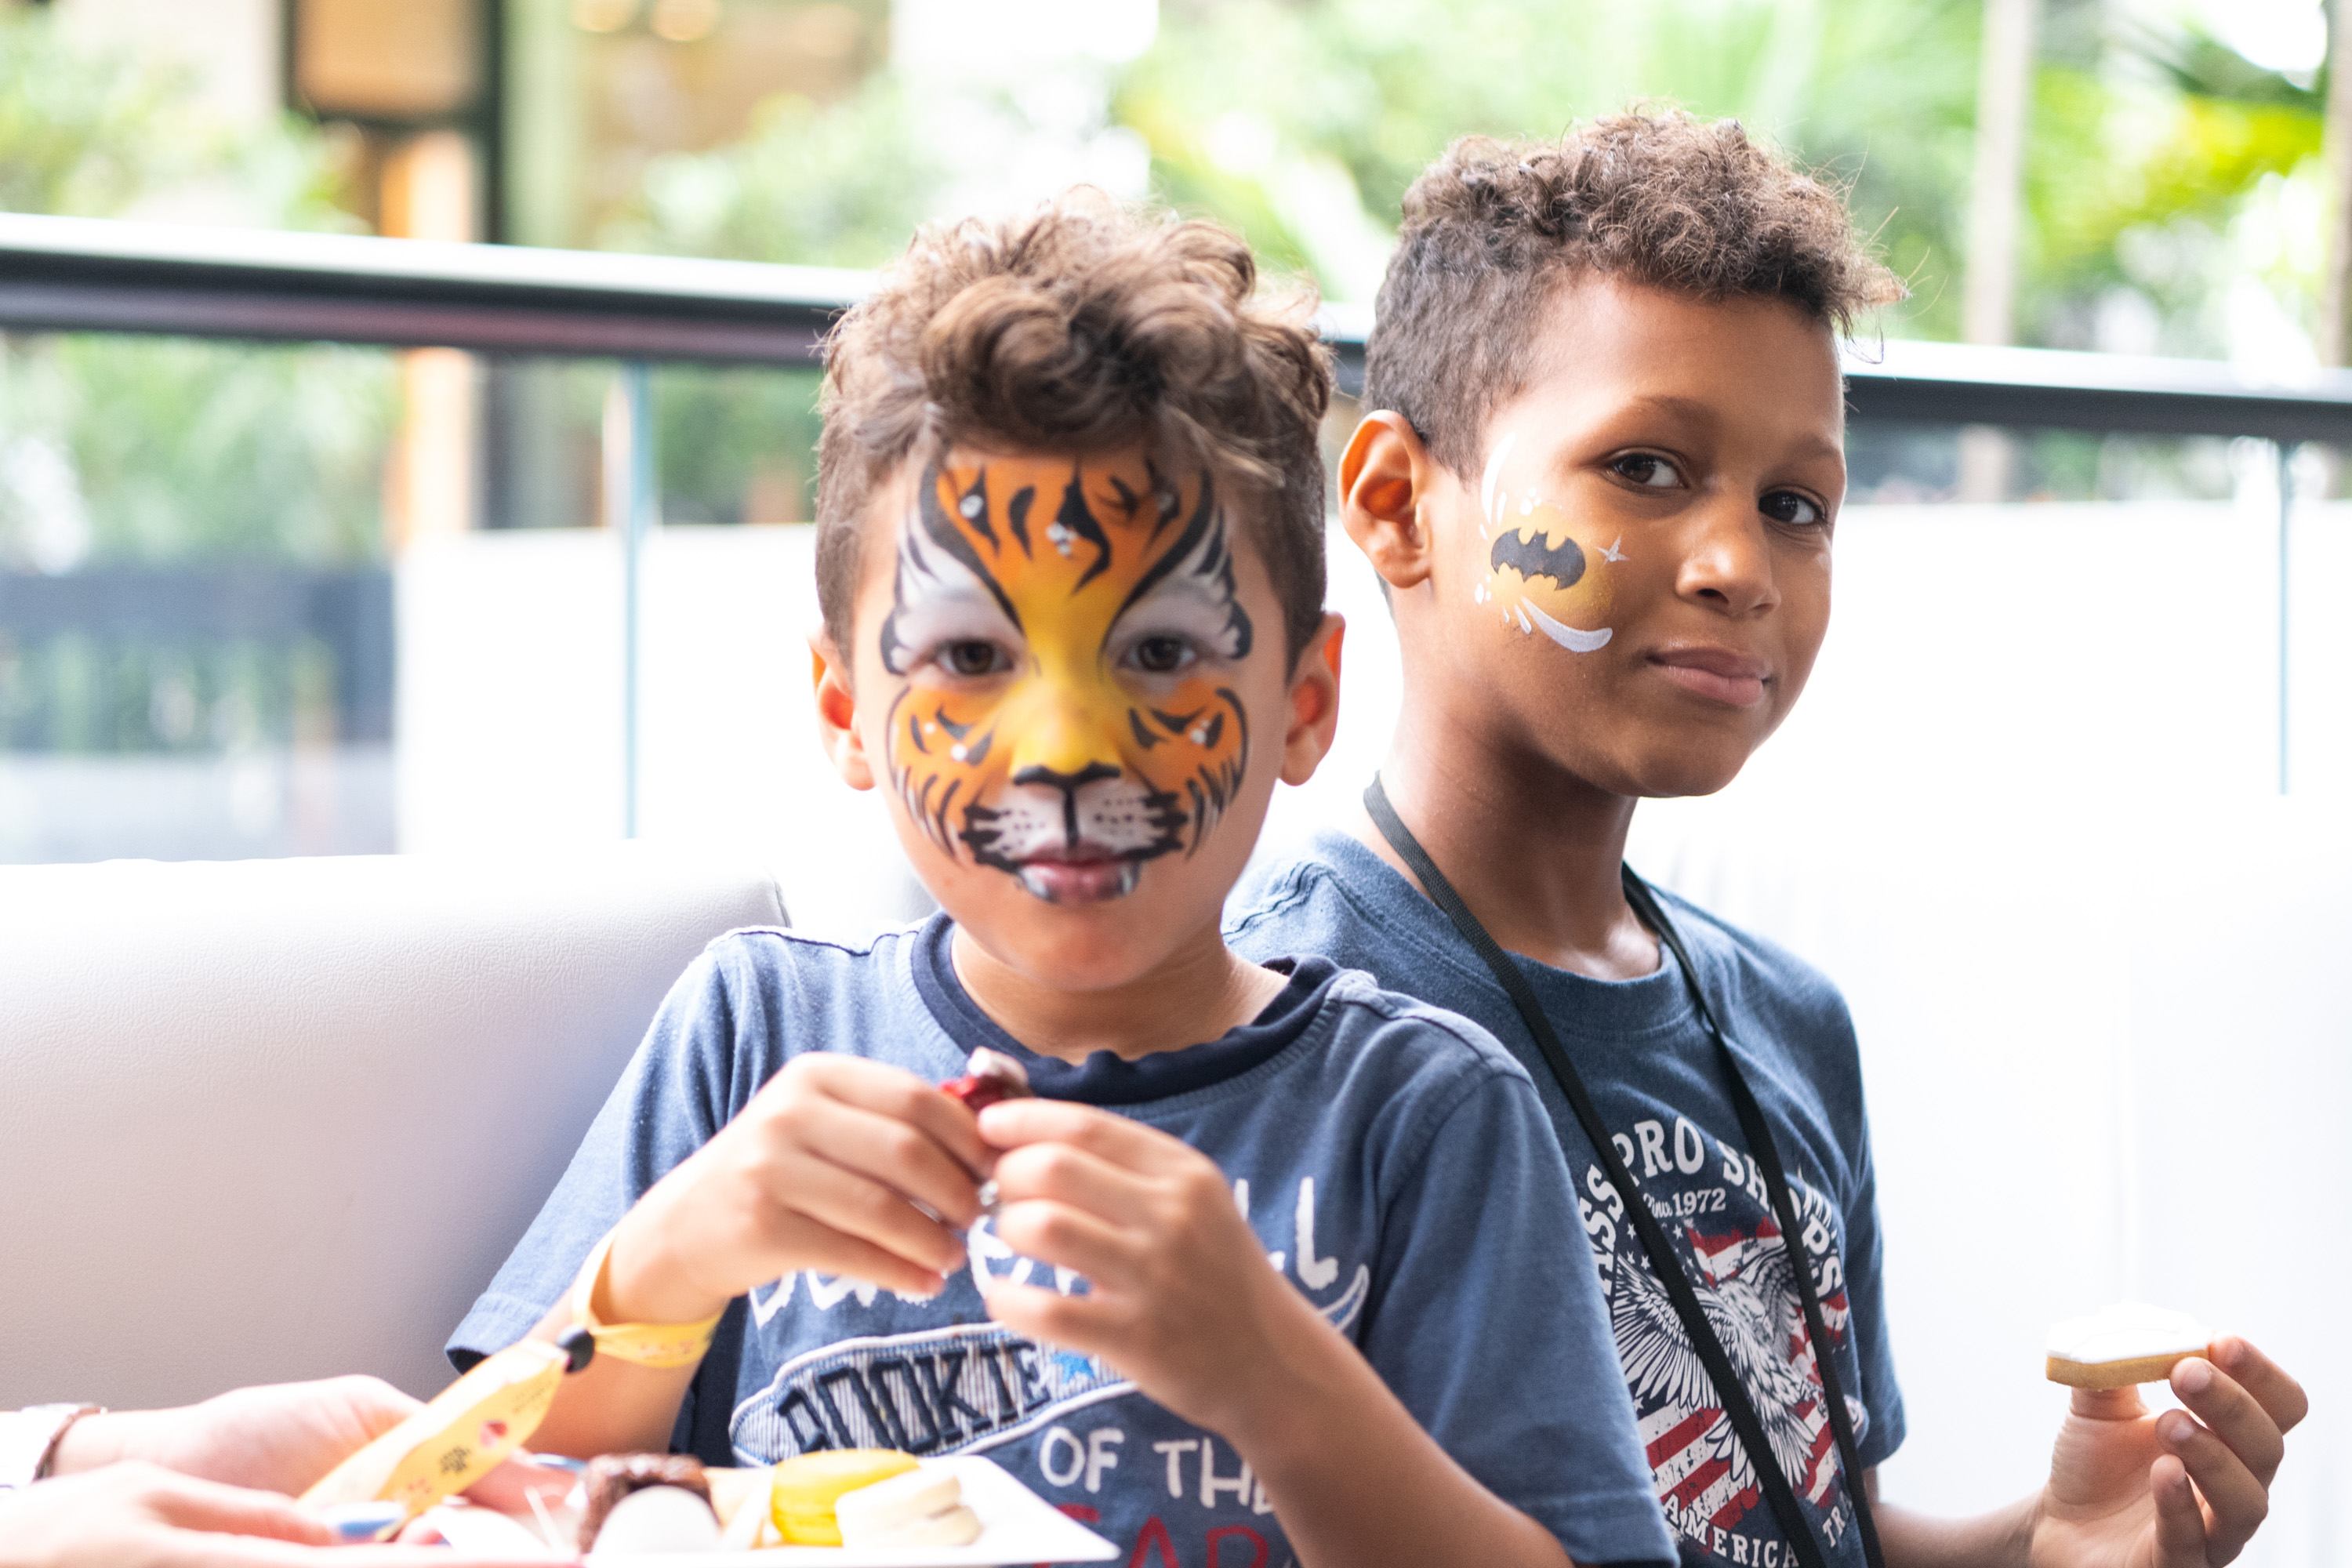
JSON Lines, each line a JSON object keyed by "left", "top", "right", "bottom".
{"left": 990, "top": 1140, "right": 1157, "bottom": 1227}
{"left": 2147, "top": 1454, "right": 2209, "bottom": 1568}
{"left": 978, "top": 1098, "right": 1182, "bottom": 1174}
{"left": 137, "top": 1469, "right": 336, "bottom": 1546}
{"left": 2171, "top": 1359, "right": 2287, "bottom": 1487}
{"left": 794, "top": 1055, "right": 991, "bottom": 1174}
{"left": 776, "top": 1149, "right": 967, "bottom": 1279}
{"left": 2210, "top": 1338, "right": 2310, "bottom": 1437}
{"left": 165, "top": 1541, "right": 573, "bottom": 1568}
{"left": 799, "top": 1098, "right": 983, "bottom": 1229}
{"left": 2160, "top": 1410, "right": 2267, "bottom": 1566}
{"left": 993, "top": 1198, "right": 1140, "bottom": 1286}
{"left": 463, "top": 1454, "right": 586, "bottom": 1516}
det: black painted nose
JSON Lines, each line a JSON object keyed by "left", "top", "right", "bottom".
{"left": 1011, "top": 763, "right": 1121, "bottom": 845}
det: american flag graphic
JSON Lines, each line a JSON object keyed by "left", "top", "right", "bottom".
{"left": 1592, "top": 1177, "right": 1868, "bottom": 1563}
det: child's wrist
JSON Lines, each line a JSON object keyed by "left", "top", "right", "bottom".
{"left": 599, "top": 1207, "right": 731, "bottom": 1328}
{"left": 1210, "top": 1273, "right": 1350, "bottom": 1465}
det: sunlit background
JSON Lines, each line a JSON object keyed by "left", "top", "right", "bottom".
{"left": 3, "top": 1, "right": 2350, "bottom": 1562}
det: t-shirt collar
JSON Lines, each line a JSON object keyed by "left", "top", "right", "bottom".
{"left": 1299, "top": 826, "right": 1697, "bottom": 1040}
{"left": 909, "top": 912, "right": 1341, "bottom": 1105}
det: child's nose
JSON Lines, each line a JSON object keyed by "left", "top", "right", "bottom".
{"left": 1675, "top": 502, "right": 1781, "bottom": 617}
{"left": 1002, "top": 697, "right": 1124, "bottom": 782}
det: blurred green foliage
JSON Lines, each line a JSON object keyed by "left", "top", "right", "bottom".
{"left": 0, "top": 6, "right": 394, "bottom": 571}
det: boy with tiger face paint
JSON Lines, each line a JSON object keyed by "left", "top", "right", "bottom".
{"left": 878, "top": 448, "right": 1253, "bottom": 908}
{"left": 455, "top": 197, "right": 1672, "bottom": 1568}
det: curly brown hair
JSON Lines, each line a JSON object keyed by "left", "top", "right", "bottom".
{"left": 815, "top": 194, "right": 1334, "bottom": 665}
{"left": 1366, "top": 111, "right": 1905, "bottom": 477}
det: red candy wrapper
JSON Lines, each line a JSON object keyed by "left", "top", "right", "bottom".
{"left": 942, "top": 1047, "right": 1033, "bottom": 1113}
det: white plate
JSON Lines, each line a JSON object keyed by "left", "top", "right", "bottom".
{"left": 436, "top": 1457, "right": 1118, "bottom": 1566}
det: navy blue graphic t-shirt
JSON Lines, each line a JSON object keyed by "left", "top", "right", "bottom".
{"left": 1230, "top": 832, "right": 1906, "bottom": 1568}
{"left": 452, "top": 915, "right": 1677, "bottom": 1568}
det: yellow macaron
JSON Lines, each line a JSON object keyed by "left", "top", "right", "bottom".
{"left": 768, "top": 1450, "right": 920, "bottom": 1545}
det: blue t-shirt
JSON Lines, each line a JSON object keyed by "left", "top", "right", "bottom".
{"left": 1230, "top": 831, "right": 1906, "bottom": 1568}
{"left": 452, "top": 914, "right": 1676, "bottom": 1568}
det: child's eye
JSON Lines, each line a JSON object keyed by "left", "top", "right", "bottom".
{"left": 1124, "top": 634, "right": 1196, "bottom": 676}
{"left": 1610, "top": 453, "right": 1682, "bottom": 489}
{"left": 937, "top": 640, "right": 1012, "bottom": 677}
{"left": 1761, "top": 490, "right": 1825, "bottom": 526}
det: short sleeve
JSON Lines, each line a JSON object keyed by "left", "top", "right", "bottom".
{"left": 1836, "top": 1108, "right": 1905, "bottom": 1468}
{"left": 1358, "top": 1060, "right": 1678, "bottom": 1568}
{"left": 445, "top": 945, "right": 743, "bottom": 1370}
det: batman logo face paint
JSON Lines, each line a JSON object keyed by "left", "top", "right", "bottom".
{"left": 877, "top": 449, "right": 1254, "bottom": 906}
{"left": 1490, "top": 528, "right": 1587, "bottom": 592}
{"left": 1474, "top": 433, "right": 1619, "bottom": 654}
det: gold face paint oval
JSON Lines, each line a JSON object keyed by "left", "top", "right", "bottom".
{"left": 1476, "top": 434, "right": 1620, "bottom": 653}
{"left": 877, "top": 450, "right": 1255, "bottom": 905}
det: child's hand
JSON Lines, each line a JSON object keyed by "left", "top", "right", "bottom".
{"left": 608, "top": 1056, "right": 990, "bottom": 1322}
{"left": 2029, "top": 1337, "right": 2307, "bottom": 1568}
{"left": 974, "top": 1098, "right": 1311, "bottom": 1438}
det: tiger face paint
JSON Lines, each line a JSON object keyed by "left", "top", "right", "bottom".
{"left": 877, "top": 450, "right": 1254, "bottom": 906}
{"left": 1472, "top": 432, "right": 1621, "bottom": 653}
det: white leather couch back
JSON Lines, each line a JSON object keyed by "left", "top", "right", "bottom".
{"left": 0, "top": 849, "right": 784, "bottom": 1408}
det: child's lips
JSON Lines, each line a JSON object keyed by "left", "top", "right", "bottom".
{"left": 1647, "top": 646, "right": 1770, "bottom": 708}
{"left": 1014, "top": 847, "right": 1140, "bottom": 905}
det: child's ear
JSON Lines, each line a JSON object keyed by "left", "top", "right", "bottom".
{"left": 1340, "top": 412, "right": 1436, "bottom": 593}
{"left": 1279, "top": 612, "right": 1345, "bottom": 786}
{"left": 810, "top": 633, "right": 877, "bottom": 792}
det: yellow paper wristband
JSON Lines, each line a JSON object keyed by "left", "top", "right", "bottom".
{"left": 572, "top": 1230, "right": 724, "bottom": 1370}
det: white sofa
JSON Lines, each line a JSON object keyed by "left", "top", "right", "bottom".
{"left": 0, "top": 848, "right": 785, "bottom": 1408}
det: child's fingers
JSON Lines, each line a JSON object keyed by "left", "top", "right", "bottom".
{"left": 795, "top": 1054, "right": 993, "bottom": 1174}
{"left": 993, "top": 1197, "right": 1140, "bottom": 1286}
{"left": 2170, "top": 1358, "right": 2286, "bottom": 1487}
{"left": 989, "top": 1141, "right": 1156, "bottom": 1227}
{"left": 798, "top": 1098, "right": 983, "bottom": 1229}
{"left": 2210, "top": 1338, "right": 2310, "bottom": 1436}
{"left": 2158, "top": 1409, "right": 2265, "bottom": 1565}
{"left": 2146, "top": 1454, "right": 2209, "bottom": 1568}
{"left": 977, "top": 1098, "right": 1183, "bottom": 1172}
{"left": 978, "top": 1277, "right": 1127, "bottom": 1365}
{"left": 776, "top": 1151, "right": 967, "bottom": 1279}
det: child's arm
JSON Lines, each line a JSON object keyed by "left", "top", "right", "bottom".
{"left": 522, "top": 1053, "right": 990, "bottom": 1457}
{"left": 977, "top": 1099, "right": 1576, "bottom": 1568}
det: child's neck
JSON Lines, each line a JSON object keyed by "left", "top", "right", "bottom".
{"left": 1365, "top": 700, "right": 1661, "bottom": 982}
{"left": 950, "top": 921, "right": 1287, "bottom": 1063}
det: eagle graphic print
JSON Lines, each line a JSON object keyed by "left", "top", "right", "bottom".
{"left": 1578, "top": 1112, "right": 1871, "bottom": 1568}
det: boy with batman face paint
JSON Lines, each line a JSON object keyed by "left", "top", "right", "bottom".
{"left": 451, "top": 196, "right": 1678, "bottom": 1568}
{"left": 1230, "top": 112, "right": 2308, "bottom": 1568}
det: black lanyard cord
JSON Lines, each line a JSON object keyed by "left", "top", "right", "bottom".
{"left": 1364, "top": 779, "right": 1884, "bottom": 1568}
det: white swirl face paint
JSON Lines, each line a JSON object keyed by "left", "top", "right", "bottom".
{"left": 1473, "top": 433, "right": 1619, "bottom": 653}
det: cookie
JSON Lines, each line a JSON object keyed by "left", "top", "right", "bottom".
{"left": 2045, "top": 1303, "right": 2211, "bottom": 1390}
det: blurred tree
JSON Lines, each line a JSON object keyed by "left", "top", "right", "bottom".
{"left": 0, "top": 8, "right": 392, "bottom": 571}
{"left": 596, "top": 74, "right": 948, "bottom": 268}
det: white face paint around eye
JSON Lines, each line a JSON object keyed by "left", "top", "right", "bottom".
{"left": 877, "top": 503, "right": 1023, "bottom": 678}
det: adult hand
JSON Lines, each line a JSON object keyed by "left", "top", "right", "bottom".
{"left": 610, "top": 1054, "right": 989, "bottom": 1320}
{"left": 49, "top": 1376, "right": 576, "bottom": 1516}
{"left": 975, "top": 1097, "right": 1311, "bottom": 1437}
{"left": 2029, "top": 1338, "right": 2307, "bottom": 1568}
{"left": 0, "top": 1461, "right": 561, "bottom": 1568}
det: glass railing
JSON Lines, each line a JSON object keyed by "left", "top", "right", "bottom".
{"left": 6, "top": 212, "right": 2350, "bottom": 922}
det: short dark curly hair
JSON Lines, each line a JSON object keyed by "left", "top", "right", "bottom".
{"left": 1366, "top": 111, "right": 1904, "bottom": 477}
{"left": 815, "top": 193, "right": 1334, "bottom": 666}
